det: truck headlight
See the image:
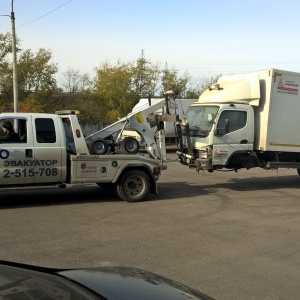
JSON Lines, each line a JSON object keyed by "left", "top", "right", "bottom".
{"left": 199, "top": 145, "right": 212, "bottom": 159}
{"left": 199, "top": 152, "right": 208, "bottom": 159}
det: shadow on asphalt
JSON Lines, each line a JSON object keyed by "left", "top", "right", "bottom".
{"left": 155, "top": 174, "right": 300, "bottom": 200}
{"left": 0, "top": 185, "right": 116, "bottom": 209}
{"left": 0, "top": 174, "right": 299, "bottom": 209}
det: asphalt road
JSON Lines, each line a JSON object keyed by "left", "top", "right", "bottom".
{"left": 0, "top": 151, "right": 299, "bottom": 300}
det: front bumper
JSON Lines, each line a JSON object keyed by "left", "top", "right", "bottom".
{"left": 176, "top": 150, "right": 213, "bottom": 171}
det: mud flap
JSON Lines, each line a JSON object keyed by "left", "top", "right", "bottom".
{"left": 150, "top": 179, "right": 158, "bottom": 195}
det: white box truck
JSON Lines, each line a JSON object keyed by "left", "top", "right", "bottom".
{"left": 177, "top": 68, "right": 300, "bottom": 175}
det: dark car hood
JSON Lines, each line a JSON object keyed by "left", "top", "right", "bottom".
{"left": 58, "top": 267, "right": 214, "bottom": 300}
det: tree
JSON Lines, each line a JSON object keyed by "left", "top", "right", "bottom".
{"left": 61, "top": 67, "right": 91, "bottom": 93}
{"left": 0, "top": 33, "right": 20, "bottom": 105}
{"left": 0, "top": 45, "right": 58, "bottom": 107}
{"left": 0, "top": 32, "right": 20, "bottom": 63}
{"left": 0, "top": 33, "right": 13, "bottom": 103}
{"left": 93, "top": 60, "right": 136, "bottom": 122}
{"left": 19, "top": 93, "right": 45, "bottom": 112}
{"left": 131, "top": 57, "right": 161, "bottom": 98}
{"left": 18, "top": 48, "right": 58, "bottom": 93}
{"left": 0, "top": 59, "right": 11, "bottom": 98}
{"left": 184, "top": 74, "right": 223, "bottom": 99}
{"left": 161, "top": 67, "right": 190, "bottom": 97}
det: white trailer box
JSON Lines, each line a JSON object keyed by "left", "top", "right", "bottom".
{"left": 253, "top": 69, "right": 300, "bottom": 152}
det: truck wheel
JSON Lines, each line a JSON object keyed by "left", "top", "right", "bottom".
{"left": 120, "top": 137, "right": 140, "bottom": 154}
{"left": 297, "top": 168, "right": 300, "bottom": 176}
{"left": 89, "top": 138, "right": 108, "bottom": 155}
{"left": 116, "top": 170, "right": 150, "bottom": 202}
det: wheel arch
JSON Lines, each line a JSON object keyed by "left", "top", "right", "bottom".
{"left": 225, "top": 150, "right": 261, "bottom": 170}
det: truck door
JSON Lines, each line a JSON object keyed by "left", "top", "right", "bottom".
{"left": 0, "top": 117, "right": 35, "bottom": 185}
{"left": 32, "top": 116, "right": 63, "bottom": 183}
{"left": 212, "top": 109, "right": 254, "bottom": 166}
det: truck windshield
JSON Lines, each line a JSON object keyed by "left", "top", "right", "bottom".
{"left": 185, "top": 105, "right": 219, "bottom": 133}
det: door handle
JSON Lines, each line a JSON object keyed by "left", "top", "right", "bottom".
{"left": 240, "top": 140, "right": 248, "bottom": 144}
{"left": 25, "top": 149, "right": 33, "bottom": 157}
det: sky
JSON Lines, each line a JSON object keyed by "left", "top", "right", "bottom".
{"left": 1, "top": 0, "right": 300, "bottom": 87}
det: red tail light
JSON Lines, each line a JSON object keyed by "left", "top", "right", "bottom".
{"left": 76, "top": 129, "right": 81, "bottom": 138}
{"left": 153, "top": 167, "right": 161, "bottom": 175}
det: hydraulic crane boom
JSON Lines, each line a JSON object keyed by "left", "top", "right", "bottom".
{"left": 85, "top": 92, "right": 179, "bottom": 161}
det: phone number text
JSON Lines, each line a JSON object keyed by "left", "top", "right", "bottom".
{"left": 3, "top": 168, "right": 58, "bottom": 178}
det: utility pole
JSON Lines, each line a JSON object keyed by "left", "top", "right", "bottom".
{"left": 139, "top": 49, "right": 146, "bottom": 97}
{"left": 11, "top": 0, "right": 19, "bottom": 112}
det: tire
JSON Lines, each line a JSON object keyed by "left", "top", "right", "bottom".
{"left": 116, "top": 170, "right": 150, "bottom": 202}
{"left": 120, "top": 137, "right": 140, "bottom": 154}
{"left": 89, "top": 138, "right": 108, "bottom": 155}
{"left": 297, "top": 168, "right": 300, "bottom": 176}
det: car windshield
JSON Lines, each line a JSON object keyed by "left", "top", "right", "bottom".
{"left": 0, "top": 264, "right": 99, "bottom": 300}
{"left": 185, "top": 106, "right": 219, "bottom": 132}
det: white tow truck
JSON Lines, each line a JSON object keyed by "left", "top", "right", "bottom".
{"left": 0, "top": 92, "right": 178, "bottom": 202}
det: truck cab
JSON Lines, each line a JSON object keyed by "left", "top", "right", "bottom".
{"left": 181, "top": 103, "right": 255, "bottom": 170}
{"left": 177, "top": 72, "right": 260, "bottom": 171}
{"left": 0, "top": 113, "right": 68, "bottom": 186}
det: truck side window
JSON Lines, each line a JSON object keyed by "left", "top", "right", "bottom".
{"left": 35, "top": 118, "right": 56, "bottom": 143}
{"left": 217, "top": 110, "right": 247, "bottom": 134}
